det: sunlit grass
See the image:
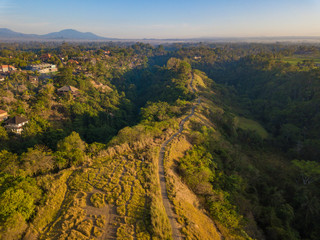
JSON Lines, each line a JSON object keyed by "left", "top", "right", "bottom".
{"left": 235, "top": 116, "right": 269, "bottom": 139}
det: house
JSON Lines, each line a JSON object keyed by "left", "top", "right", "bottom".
{"left": 0, "top": 65, "right": 16, "bottom": 73}
{"left": 4, "top": 116, "right": 28, "bottom": 134}
{"left": 0, "top": 110, "right": 8, "bottom": 121}
{"left": 57, "top": 85, "right": 79, "bottom": 96}
{"left": 29, "top": 64, "right": 58, "bottom": 74}
{"left": 0, "top": 74, "right": 5, "bottom": 81}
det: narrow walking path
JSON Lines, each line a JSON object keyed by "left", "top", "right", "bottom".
{"left": 158, "top": 76, "right": 200, "bottom": 240}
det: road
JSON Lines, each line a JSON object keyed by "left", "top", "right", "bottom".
{"left": 158, "top": 76, "right": 200, "bottom": 240}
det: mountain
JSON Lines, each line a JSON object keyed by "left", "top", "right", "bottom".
{"left": 0, "top": 28, "right": 114, "bottom": 41}
{"left": 0, "top": 28, "right": 38, "bottom": 39}
{"left": 41, "top": 29, "right": 110, "bottom": 40}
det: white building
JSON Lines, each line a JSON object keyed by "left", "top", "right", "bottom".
{"left": 5, "top": 116, "right": 29, "bottom": 134}
{"left": 30, "top": 64, "right": 58, "bottom": 74}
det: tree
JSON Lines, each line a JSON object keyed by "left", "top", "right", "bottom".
{"left": 0, "top": 188, "right": 35, "bottom": 221}
{"left": 0, "top": 150, "right": 19, "bottom": 176}
{"left": 56, "top": 131, "right": 87, "bottom": 167}
{"left": 20, "top": 146, "right": 53, "bottom": 176}
{"left": 0, "top": 126, "right": 8, "bottom": 141}
{"left": 141, "top": 102, "right": 172, "bottom": 122}
{"left": 292, "top": 160, "right": 320, "bottom": 185}
{"left": 56, "top": 66, "right": 74, "bottom": 86}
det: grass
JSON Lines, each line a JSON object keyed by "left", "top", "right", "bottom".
{"left": 235, "top": 116, "right": 269, "bottom": 139}
{"left": 279, "top": 54, "right": 320, "bottom": 66}
{"left": 27, "top": 170, "right": 72, "bottom": 238}
{"left": 164, "top": 137, "right": 222, "bottom": 240}
{"left": 37, "top": 120, "right": 182, "bottom": 240}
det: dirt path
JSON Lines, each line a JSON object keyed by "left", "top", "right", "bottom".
{"left": 158, "top": 75, "right": 200, "bottom": 240}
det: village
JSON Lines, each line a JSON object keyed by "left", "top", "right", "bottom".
{"left": 0, "top": 53, "right": 76, "bottom": 134}
{"left": 0, "top": 45, "right": 147, "bottom": 135}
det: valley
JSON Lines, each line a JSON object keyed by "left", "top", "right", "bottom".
{"left": 0, "top": 42, "right": 320, "bottom": 240}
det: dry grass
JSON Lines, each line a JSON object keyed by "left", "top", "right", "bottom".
{"left": 161, "top": 73, "right": 224, "bottom": 240}
{"left": 24, "top": 170, "right": 73, "bottom": 239}
{"left": 164, "top": 137, "right": 222, "bottom": 240}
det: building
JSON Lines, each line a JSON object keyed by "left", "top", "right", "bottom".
{"left": 0, "top": 65, "right": 16, "bottom": 73}
{"left": 4, "top": 116, "right": 28, "bottom": 134}
{"left": 57, "top": 85, "right": 79, "bottom": 96}
{"left": 29, "top": 64, "right": 58, "bottom": 74}
{"left": 0, "top": 110, "right": 8, "bottom": 121}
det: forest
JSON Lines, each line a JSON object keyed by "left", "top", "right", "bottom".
{"left": 0, "top": 41, "right": 319, "bottom": 240}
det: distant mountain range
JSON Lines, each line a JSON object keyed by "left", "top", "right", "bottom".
{"left": 1, "top": 28, "right": 320, "bottom": 43}
{"left": 0, "top": 28, "right": 115, "bottom": 41}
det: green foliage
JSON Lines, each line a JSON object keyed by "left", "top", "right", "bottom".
{"left": 21, "top": 146, "right": 53, "bottom": 176}
{"left": 0, "top": 126, "right": 8, "bottom": 142}
{"left": 235, "top": 116, "right": 268, "bottom": 139}
{"left": 141, "top": 102, "right": 173, "bottom": 122}
{"left": 1, "top": 42, "right": 320, "bottom": 240}
{"left": 0, "top": 175, "right": 42, "bottom": 234}
{"left": 292, "top": 159, "right": 320, "bottom": 185}
{"left": 0, "top": 150, "right": 19, "bottom": 176}
{"left": 178, "top": 146, "right": 215, "bottom": 194}
{"left": 57, "top": 131, "right": 87, "bottom": 167}
{"left": 0, "top": 188, "right": 34, "bottom": 221}
{"left": 208, "top": 195, "right": 241, "bottom": 229}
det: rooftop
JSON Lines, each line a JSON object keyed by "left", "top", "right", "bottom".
{"left": 58, "top": 85, "right": 79, "bottom": 92}
{"left": 5, "top": 116, "right": 28, "bottom": 125}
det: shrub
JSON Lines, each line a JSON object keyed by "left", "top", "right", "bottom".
{"left": 90, "top": 193, "right": 105, "bottom": 208}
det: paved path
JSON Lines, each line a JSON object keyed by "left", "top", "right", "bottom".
{"left": 158, "top": 76, "right": 200, "bottom": 240}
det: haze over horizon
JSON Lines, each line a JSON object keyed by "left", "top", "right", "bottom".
{"left": 0, "top": 0, "right": 320, "bottom": 39}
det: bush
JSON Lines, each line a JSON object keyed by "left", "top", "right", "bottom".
{"left": 90, "top": 193, "right": 105, "bottom": 208}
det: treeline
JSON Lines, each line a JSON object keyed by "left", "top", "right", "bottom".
{"left": 211, "top": 53, "right": 320, "bottom": 161}
{"left": 178, "top": 48, "right": 320, "bottom": 239}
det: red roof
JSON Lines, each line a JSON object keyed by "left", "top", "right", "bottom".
{"left": 0, "top": 110, "right": 7, "bottom": 114}
{"left": 0, "top": 65, "right": 15, "bottom": 69}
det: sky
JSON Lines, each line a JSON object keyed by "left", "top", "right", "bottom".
{"left": 0, "top": 0, "right": 320, "bottom": 39}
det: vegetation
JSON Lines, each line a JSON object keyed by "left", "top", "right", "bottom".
{"left": 0, "top": 41, "right": 320, "bottom": 239}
